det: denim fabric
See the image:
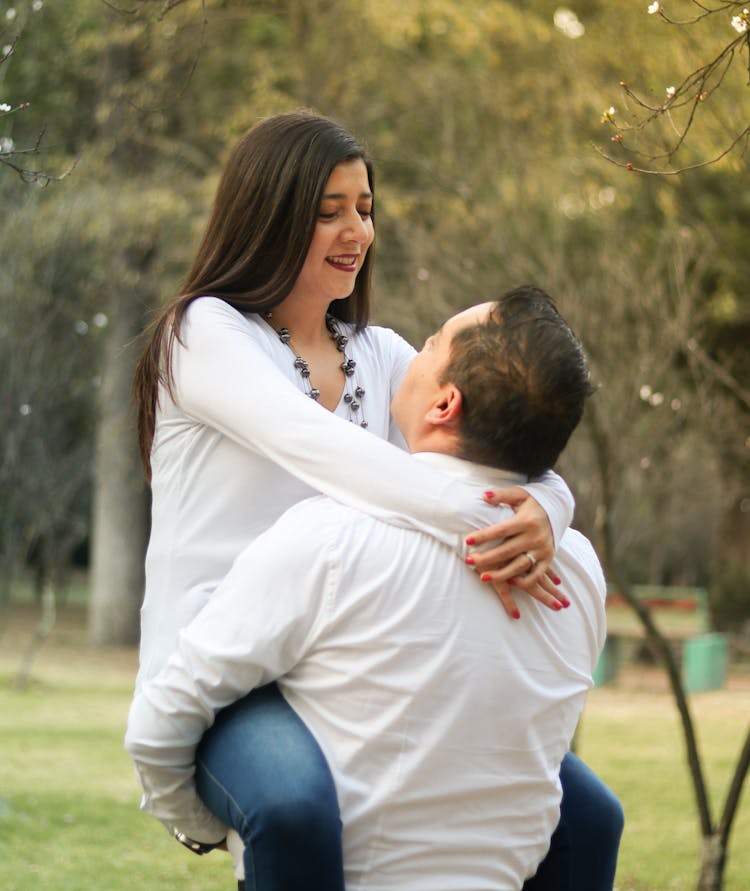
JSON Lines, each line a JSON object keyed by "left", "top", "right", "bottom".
{"left": 196, "top": 684, "right": 344, "bottom": 891}
{"left": 523, "top": 751, "right": 624, "bottom": 891}
{"left": 197, "top": 685, "right": 622, "bottom": 891}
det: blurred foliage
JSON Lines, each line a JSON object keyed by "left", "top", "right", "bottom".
{"left": 0, "top": 170, "right": 196, "bottom": 602}
{"left": 0, "top": 0, "right": 747, "bottom": 624}
{"left": 0, "top": 183, "right": 99, "bottom": 599}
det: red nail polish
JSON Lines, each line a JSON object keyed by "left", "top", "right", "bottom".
{"left": 554, "top": 576, "right": 562, "bottom": 585}
{"left": 484, "top": 490, "right": 495, "bottom": 499}
{"left": 480, "top": 573, "right": 491, "bottom": 582}
{"left": 465, "top": 556, "right": 475, "bottom": 565}
{"left": 561, "top": 598, "right": 570, "bottom": 608}
{"left": 465, "top": 536, "right": 476, "bottom": 546}
{"left": 512, "top": 609, "right": 521, "bottom": 620}
{"left": 553, "top": 601, "right": 562, "bottom": 611}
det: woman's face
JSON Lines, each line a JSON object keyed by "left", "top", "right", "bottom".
{"left": 290, "top": 159, "right": 374, "bottom": 306}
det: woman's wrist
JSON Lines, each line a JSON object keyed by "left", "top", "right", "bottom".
{"left": 171, "top": 825, "right": 227, "bottom": 855}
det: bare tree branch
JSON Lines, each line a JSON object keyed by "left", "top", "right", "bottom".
{"left": 100, "top": 0, "right": 197, "bottom": 21}
{"left": 99, "top": 0, "right": 209, "bottom": 112}
{"left": 593, "top": 124, "right": 750, "bottom": 175}
{"left": 0, "top": 124, "right": 79, "bottom": 186}
{"left": 585, "top": 397, "right": 715, "bottom": 837}
{"left": 717, "top": 725, "right": 750, "bottom": 840}
{"left": 595, "top": 3, "right": 750, "bottom": 174}
{"left": 683, "top": 335, "right": 750, "bottom": 415}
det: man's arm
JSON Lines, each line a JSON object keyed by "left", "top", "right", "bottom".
{"left": 124, "top": 508, "right": 335, "bottom": 842}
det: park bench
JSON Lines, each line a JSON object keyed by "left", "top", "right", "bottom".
{"left": 593, "top": 585, "right": 728, "bottom": 692}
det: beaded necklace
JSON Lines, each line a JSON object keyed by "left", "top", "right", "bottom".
{"left": 265, "top": 312, "right": 368, "bottom": 428}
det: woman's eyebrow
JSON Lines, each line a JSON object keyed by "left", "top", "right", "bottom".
{"left": 321, "top": 190, "right": 373, "bottom": 200}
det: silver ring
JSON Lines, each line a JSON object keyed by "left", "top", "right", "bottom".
{"left": 524, "top": 552, "right": 537, "bottom": 571}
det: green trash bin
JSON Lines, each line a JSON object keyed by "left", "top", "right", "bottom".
{"left": 593, "top": 635, "right": 620, "bottom": 686}
{"left": 682, "top": 633, "right": 728, "bottom": 693}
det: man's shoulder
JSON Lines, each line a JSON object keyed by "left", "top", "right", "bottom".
{"left": 557, "top": 528, "right": 606, "bottom": 598}
{"left": 559, "top": 527, "right": 596, "bottom": 557}
{"left": 276, "top": 493, "right": 370, "bottom": 523}
{"left": 265, "top": 494, "right": 436, "bottom": 570}
{"left": 268, "top": 496, "right": 393, "bottom": 547}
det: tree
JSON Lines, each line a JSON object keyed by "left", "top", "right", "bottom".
{"left": 596, "top": 1, "right": 750, "bottom": 174}
{"left": 585, "top": 12, "right": 750, "bottom": 880}
{"left": 0, "top": 2, "right": 77, "bottom": 183}
{"left": 1, "top": 0, "right": 209, "bottom": 644}
{"left": 0, "top": 184, "right": 102, "bottom": 613}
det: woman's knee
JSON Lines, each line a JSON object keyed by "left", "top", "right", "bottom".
{"left": 195, "top": 686, "right": 341, "bottom": 837}
{"left": 598, "top": 787, "right": 625, "bottom": 845}
{"left": 256, "top": 790, "right": 341, "bottom": 848}
{"left": 559, "top": 752, "right": 624, "bottom": 845}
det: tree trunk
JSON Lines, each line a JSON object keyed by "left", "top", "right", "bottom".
{"left": 87, "top": 4, "right": 151, "bottom": 647}
{"left": 696, "top": 833, "right": 726, "bottom": 891}
{"left": 88, "top": 298, "right": 147, "bottom": 646}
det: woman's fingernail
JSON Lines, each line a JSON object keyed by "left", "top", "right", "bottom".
{"left": 553, "top": 601, "right": 562, "bottom": 611}
{"left": 554, "top": 576, "right": 562, "bottom": 585}
{"left": 484, "top": 490, "right": 495, "bottom": 499}
{"left": 561, "top": 598, "right": 570, "bottom": 608}
{"left": 465, "top": 536, "right": 476, "bottom": 546}
{"left": 480, "top": 573, "right": 492, "bottom": 582}
{"left": 465, "top": 556, "right": 475, "bottom": 566}
{"left": 512, "top": 609, "right": 521, "bottom": 620}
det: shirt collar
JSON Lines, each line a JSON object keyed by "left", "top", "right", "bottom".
{"left": 413, "top": 452, "right": 528, "bottom": 489}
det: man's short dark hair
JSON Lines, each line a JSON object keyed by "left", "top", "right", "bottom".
{"left": 440, "top": 285, "right": 593, "bottom": 477}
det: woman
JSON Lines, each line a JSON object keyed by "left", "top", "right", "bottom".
{"left": 132, "top": 111, "right": 622, "bottom": 889}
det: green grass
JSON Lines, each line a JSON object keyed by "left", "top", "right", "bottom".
{"left": 0, "top": 671, "right": 232, "bottom": 891}
{"left": 1, "top": 603, "right": 749, "bottom": 891}
{"left": 580, "top": 683, "right": 750, "bottom": 891}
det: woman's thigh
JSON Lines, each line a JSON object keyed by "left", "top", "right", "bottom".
{"left": 196, "top": 683, "right": 344, "bottom": 891}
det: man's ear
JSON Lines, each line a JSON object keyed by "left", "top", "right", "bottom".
{"left": 425, "top": 384, "right": 462, "bottom": 428}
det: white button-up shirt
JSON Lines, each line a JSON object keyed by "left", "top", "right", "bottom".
{"left": 138, "top": 297, "right": 573, "bottom": 690}
{"left": 126, "top": 453, "right": 606, "bottom": 890}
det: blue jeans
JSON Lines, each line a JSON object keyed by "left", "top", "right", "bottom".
{"left": 522, "top": 751, "right": 624, "bottom": 891}
{"left": 196, "top": 684, "right": 344, "bottom": 891}
{"left": 196, "top": 684, "right": 623, "bottom": 891}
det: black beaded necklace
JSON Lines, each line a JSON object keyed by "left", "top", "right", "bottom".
{"left": 265, "top": 312, "right": 368, "bottom": 428}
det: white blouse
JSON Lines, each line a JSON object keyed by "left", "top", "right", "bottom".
{"left": 137, "top": 297, "right": 573, "bottom": 687}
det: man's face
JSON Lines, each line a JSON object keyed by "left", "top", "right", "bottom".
{"left": 391, "top": 302, "right": 493, "bottom": 450}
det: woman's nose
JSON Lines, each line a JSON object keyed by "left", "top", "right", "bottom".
{"left": 344, "top": 211, "right": 372, "bottom": 243}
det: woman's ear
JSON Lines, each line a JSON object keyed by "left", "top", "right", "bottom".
{"left": 425, "top": 384, "right": 462, "bottom": 428}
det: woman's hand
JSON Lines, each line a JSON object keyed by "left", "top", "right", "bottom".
{"left": 464, "top": 486, "right": 569, "bottom": 619}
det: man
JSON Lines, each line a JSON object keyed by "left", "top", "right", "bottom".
{"left": 126, "top": 286, "right": 607, "bottom": 889}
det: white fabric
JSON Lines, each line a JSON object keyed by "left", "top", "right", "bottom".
{"left": 137, "top": 296, "right": 573, "bottom": 688}
{"left": 126, "top": 453, "right": 606, "bottom": 890}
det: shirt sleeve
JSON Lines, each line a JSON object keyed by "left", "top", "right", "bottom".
{"left": 124, "top": 511, "right": 336, "bottom": 842}
{"left": 522, "top": 471, "right": 573, "bottom": 547}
